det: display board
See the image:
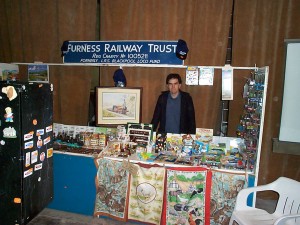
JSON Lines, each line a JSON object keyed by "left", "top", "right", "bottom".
{"left": 279, "top": 40, "right": 300, "bottom": 143}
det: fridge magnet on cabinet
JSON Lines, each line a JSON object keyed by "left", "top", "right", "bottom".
{"left": 13, "top": 198, "right": 21, "bottom": 204}
{"left": 24, "top": 140, "right": 34, "bottom": 149}
{"left": 43, "top": 136, "right": 51, "bottom": 145}
{"left": 2, "top": 86, "right": 17, "bottom": 101}
{"left": 28, "top": 64, "right": 49, "bottom": 83}
{"left": 37, "top": 136, "right": 43, "bottom": 148}
{"left": 34, "top": 163, "right": 43, "bottom": 171}
{"left": 47, "top": 148, "right": 53, "bottom": 158}
{"left": 24, "top": 168, "right": 33, "bottom": 178}
{"left": 4, "top": 107, "right": 13, "bottom": 122}
{"left": 24, "top": 131, "right": 34, "bottom": 141}
{"left": 40, "top": 152, "right": 45, "bottom": 162}
{"left": 33, "top": 119, "right": 38, "bottom": 125}
{"left": 36, "top": 129, "right": 44, "bottom": 136}
{"left": 3, "top": 126, "right": 17, "bottom": 138}
{"left": 46, "top": 125, "right": 52, "bottom": 133}
{"left": 25, "top": 152, "right": 31, "bottom": 167}
{"left": 31, "top": 150, "right": 38, "bottom": 164}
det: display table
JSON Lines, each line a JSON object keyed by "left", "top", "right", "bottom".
{"left": 47, "top": 152, "right": 97, "bottom": 215}
{"left": 47, "top": 151, "right": 255, "bottom": 224}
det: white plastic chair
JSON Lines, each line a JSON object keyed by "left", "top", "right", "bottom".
{"left": 229, "top": 177, "right": 300, "bottom": 225}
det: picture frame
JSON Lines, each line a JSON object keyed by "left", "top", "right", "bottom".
{"left": 96, "top": 87, "right": 142, "bottom": 125}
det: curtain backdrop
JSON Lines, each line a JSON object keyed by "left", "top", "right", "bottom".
{"left": 99, "top": 0, "right": 233, "bottom": 131}
{"left": 0, "top": 0, "right": 97, "bottom": 125}
{"left": 0, "top": 0, "right": 299, "bottom": 184}
{"left": 231, "top": 0, "right": 300, "bottom": 185}
{"left": 99, "top": 0, "right": 300, "bottom": 184}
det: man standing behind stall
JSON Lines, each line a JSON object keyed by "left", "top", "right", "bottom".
{"left": 151, "top": 73, "right": 196, "bottom": 134}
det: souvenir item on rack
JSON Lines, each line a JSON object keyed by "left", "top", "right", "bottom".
{"left": 52, "top": 123, "right": 118, "bottom": 154}
{"left": 194, "top": 128, "right": 213, "bottom": 155}
{"left": 174, "top": 156, "right": 194, "bottom": 165}
{"left": 155, "top": 133, "right": 167, "bottom": 153}
{"left": 137, "top": 152, "right": 157, "bottom": 162}
{"left": 127, "top": 123, "right": 153, "bottom": 146}
{"left": 195, "top": 128, "right": 213, "bottom": 143}
{"left": 155, "top": 152, "right": 177, "bottom": 163}
{"left": 236, "top": 70, "right": 265, "bottom": 170}
{"left": 117, "top": 125, "right": 126, "bottom": 140}
{"left": 166, "top": 133, "right": 183, "bottom": 154}
{"left": 181, "top": 134, "right": 194, "bottom": 156}
{"left": 193, "top": 140, "right": 207, "bottom": 155}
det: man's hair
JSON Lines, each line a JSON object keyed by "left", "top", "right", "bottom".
{"left": 166, "top": 73, "right": 182, "bottom": 84}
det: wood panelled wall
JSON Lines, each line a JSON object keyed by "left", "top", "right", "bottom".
{"left": 0, "top": 0, "right": 299, "bottom": 190}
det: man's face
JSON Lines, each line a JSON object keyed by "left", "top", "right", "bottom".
{"left": 167, "top": 78, "right": 181, "bottom": 95}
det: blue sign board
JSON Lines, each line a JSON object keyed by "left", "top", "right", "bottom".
{"left": 62, "top": 41, "right": 183, "bottom": 65}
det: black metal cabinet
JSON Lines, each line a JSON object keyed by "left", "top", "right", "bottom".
{"left": 0, "top": 82, "right": 53, "bottom": 225}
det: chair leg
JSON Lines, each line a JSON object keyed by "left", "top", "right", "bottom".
{"left": 229, "top": 215, "right": 236, "bottom": 225}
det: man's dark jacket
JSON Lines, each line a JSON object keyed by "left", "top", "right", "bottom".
{"left": 151, "top": 90, "right": 196, "bottom": 134}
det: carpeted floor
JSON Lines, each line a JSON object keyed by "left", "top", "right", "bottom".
{"left": 27, "top": 208, "right": 141, "bottom": 225}
{"left": 27, "top": 198, "right": 277, "bottom": 225}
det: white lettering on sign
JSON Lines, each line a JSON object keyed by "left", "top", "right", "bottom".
{"left": 80, "top": 59, "right": 99, "bottom": 62}
{"left": 104, "top": 44, "right": 143, "bottom": 53}
{"left": 128, "top": 54, "right": 148, "bottom": 59}
{"left": 92, "top": 53, "right": 101, "bottom": 58}
{"left": 63, "top": 41, "right": 183, "bottom": 65}
{"left": 112, "top": 59, "right": 136, "bottom": 63}
{"left": 68, "top": 44, "right": 101, "bottom": 52}
{"left": 102, "top": 53, "right": 119, "bottom": 58}
{"left": 148, "top": 44, "right": 176, "bottom": 53}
